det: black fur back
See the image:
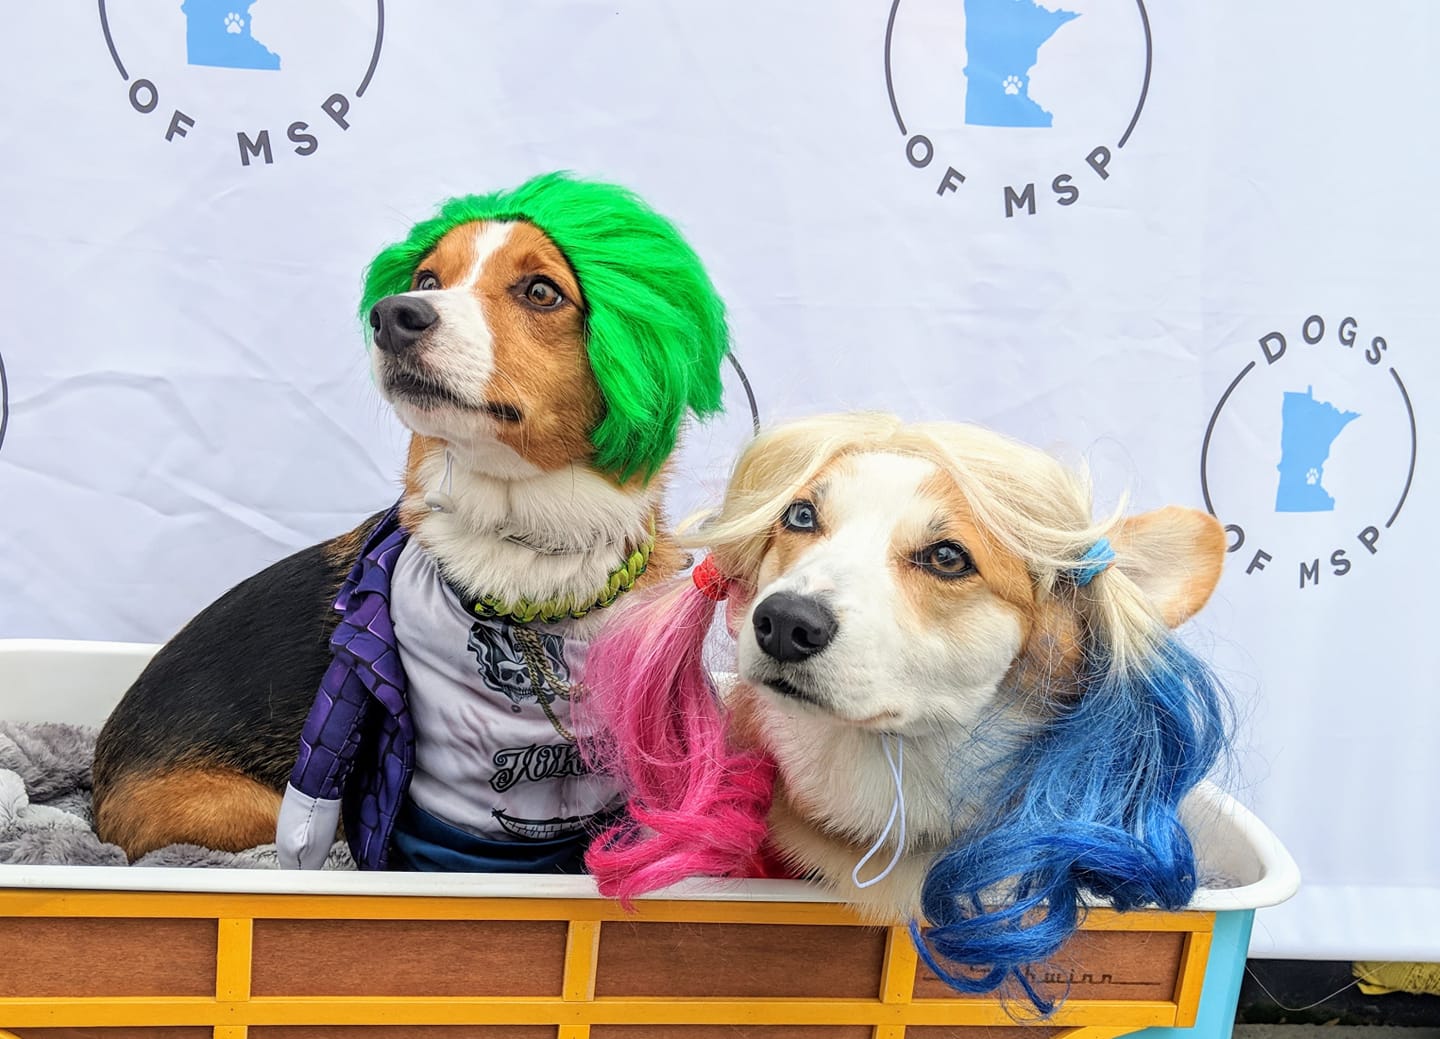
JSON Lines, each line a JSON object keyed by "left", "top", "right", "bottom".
{"left": 93, "top": 513, "right": 385, "bottom": 796}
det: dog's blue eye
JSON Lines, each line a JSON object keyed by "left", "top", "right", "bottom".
{"left": 916, "top": 541, "right": 974, "bottom": 578}
{"left": 782, "top": 500, "right": 819, "bottom": 532}
{"left": 415, "top": 271, "right": 441, "bottom": 291}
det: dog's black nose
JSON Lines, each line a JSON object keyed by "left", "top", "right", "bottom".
{"left": 752, "top": 592, "right": 837, "bottom": 663}
{"left": 370, "top": 295, "right": 438, "bottom": 355}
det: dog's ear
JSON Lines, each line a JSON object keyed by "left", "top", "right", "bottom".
{"left": 1010, "top": 598, "right": 1086, "bottom": 702}
{"left": 1110, "top": 506, "right": 1227, "bottom": 628}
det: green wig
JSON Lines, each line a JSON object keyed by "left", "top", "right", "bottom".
{"left": 360, "top": 172, "right": 730, "bottom": 481}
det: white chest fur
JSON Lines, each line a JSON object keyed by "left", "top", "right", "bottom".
{"left": 752, "top": 693, "right": 974, "bottom": 849}
{"left": 409, "top": 450, "right": 659, "bottom": 610}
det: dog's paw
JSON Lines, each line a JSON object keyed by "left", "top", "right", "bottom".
{"left": 1306, "top": 467, "right": 1320, "bottom": 485}
{"left": 224, "top": 11, "right": 244, "bottom": 33}
{"left": 1003, "top": 74, "right": 1023, "bottom": 95}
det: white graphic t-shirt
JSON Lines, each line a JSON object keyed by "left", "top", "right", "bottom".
{"left": 389, "top": 538, "right": 623, "bottom": 841}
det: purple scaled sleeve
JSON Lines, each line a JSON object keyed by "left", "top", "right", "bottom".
{"left": 288, "top": 511, "right": 409, "bottom": 803}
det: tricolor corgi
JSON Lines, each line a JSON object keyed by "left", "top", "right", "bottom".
{"left": 93, "top": 173, "right": 731, "bottom": 873}
{"left": 579, "top": 412, "right": 1231, "bottom": 1004}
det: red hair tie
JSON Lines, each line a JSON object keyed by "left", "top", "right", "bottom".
{"left": 692, "top": 555, "right": 729, "bottom": 601}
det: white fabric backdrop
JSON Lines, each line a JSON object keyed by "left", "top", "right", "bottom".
{"left": 1, "top": 1, "right": 1434, "bottom": 958}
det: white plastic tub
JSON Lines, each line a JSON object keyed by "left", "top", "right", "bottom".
{"left": 0, "top": 638, "right": 1300, "bottom": 1038}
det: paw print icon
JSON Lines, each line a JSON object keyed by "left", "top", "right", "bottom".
{"left": 179, "top": 0, "right": 284, "bottom": 70}
{"left": 1306, "top": 467, "right": 1320, "bottom": 485}
{"left": 1002, "top": 75, "right": 1023, "bottom": 95}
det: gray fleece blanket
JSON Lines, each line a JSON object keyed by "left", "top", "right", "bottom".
{"left": 0, "top": 721, "right": 354, "bottom": 869}
{"left": 0, "top": 722, "right": 1245, "bottom": 892}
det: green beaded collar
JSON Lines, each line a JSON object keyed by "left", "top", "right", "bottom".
{"left": 457, "top": 533, "right": 655, "bottom": 625}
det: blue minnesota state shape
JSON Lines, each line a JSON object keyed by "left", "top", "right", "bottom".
{"left": 963, "top": 0, "right": 1078, "bottom": 127}
{"left": 182, "top": 0, "right": 281, "bottom": 71}
{"left": 1275, "top": 386, "right": 1360, "bottom": 513}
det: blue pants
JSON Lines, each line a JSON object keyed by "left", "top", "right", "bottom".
{"left": 389, "top": 799, "right": 595, "bottom": 874}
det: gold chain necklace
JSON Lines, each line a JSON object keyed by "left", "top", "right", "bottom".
{"left": 512, "top": 625, "right": 579, "bottom": 743}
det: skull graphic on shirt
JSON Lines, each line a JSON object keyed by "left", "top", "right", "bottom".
{"left": 466, "top": 622, "right": 571, "bottom": 709}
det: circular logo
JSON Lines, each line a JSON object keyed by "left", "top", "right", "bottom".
{"left": 0, "top": 349, "right": 8, "bottom": 456}
{"left": 883, "top": 0, "right": 1150, "bottom": 216}
{"left": 98, "top": 1, "right": 384, "bottom": 166}
{"left": 1201, "top": 314, "right": 1417, "bottom": 590}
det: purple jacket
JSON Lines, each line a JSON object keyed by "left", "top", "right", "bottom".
{"left": 288, "top": 506, "right": 413, "bottom": 870}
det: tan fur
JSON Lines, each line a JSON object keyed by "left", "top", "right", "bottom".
{"left": 895, "top": 467, "right": 1035, "bottom": 640}
{"left": 1005, "top": 597, "right": 1086, "bottom": 705}
{"left": 760, "top": 474, "right": 828, "bottom": 578}
{"left": 406, "top": 219, "right": 599, "bottom": 474}
{"left": 723, "top": 680, "right": 768, "bottom": 750}
{"left": 766, "top": 791, "right": 936, "bottom": 922}
{"left": 413, "top": 224, "right": 485, "bottom": 289}
{"left": 908, "top": 468, "right": 1090, "bottom": 707}
{"left": 637, "top": 526, "right": 686, "bottom": 592}
{"left": 96, "top": 768, "right": 285, "bottom": 862}
{"left": 398, "top": 433, "right": 446, "bottom": 532}
{"left": 394, "top": 219, "right": 598, "bottom": 474}
{"left": 1112, "top": 505, "right": 1227, "bottom": 627}
{"left": 728, "top": 685, "right": 935, "bottom": 917}
{"left": 476, "top": 222, "right": 601, "bottom": 471}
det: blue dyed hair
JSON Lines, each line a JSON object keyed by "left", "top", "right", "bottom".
{"left": 913, "top": 635, "right": 1230, "bottom": 1013}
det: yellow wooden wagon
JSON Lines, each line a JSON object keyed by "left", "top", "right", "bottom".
{"left": 0, "top": 640, "right": 1300, "bottom": 1039}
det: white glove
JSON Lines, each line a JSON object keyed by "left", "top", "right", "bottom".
{"left": 276, "top": 783, "right": 342, "bottom": 870}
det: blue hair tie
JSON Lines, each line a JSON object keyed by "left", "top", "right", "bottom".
{"left": 1069, "top": 538, "right": 1115, "bottom": 587}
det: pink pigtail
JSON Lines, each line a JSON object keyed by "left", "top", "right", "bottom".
{"left": 577, "top": 557, "right": 777, "bottom": 905}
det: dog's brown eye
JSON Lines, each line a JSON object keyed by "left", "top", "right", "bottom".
{"left": 414, "top": 271, "right": 441, "bottom": 291}
{"left": 523, "top": 277, "right": 563, "bottom": 308}
{"left": 916, "top": 541, "right": 974, "bottom": 579}
{"left": 782, "top": 500, "right": 819, "bottom": 532}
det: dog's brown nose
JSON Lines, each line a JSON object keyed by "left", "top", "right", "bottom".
{"left": 370, "top": 295, "right": 438, "bottom": 355}
{"left": 753, "top": 592, "right": 837, "bottom": 663}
